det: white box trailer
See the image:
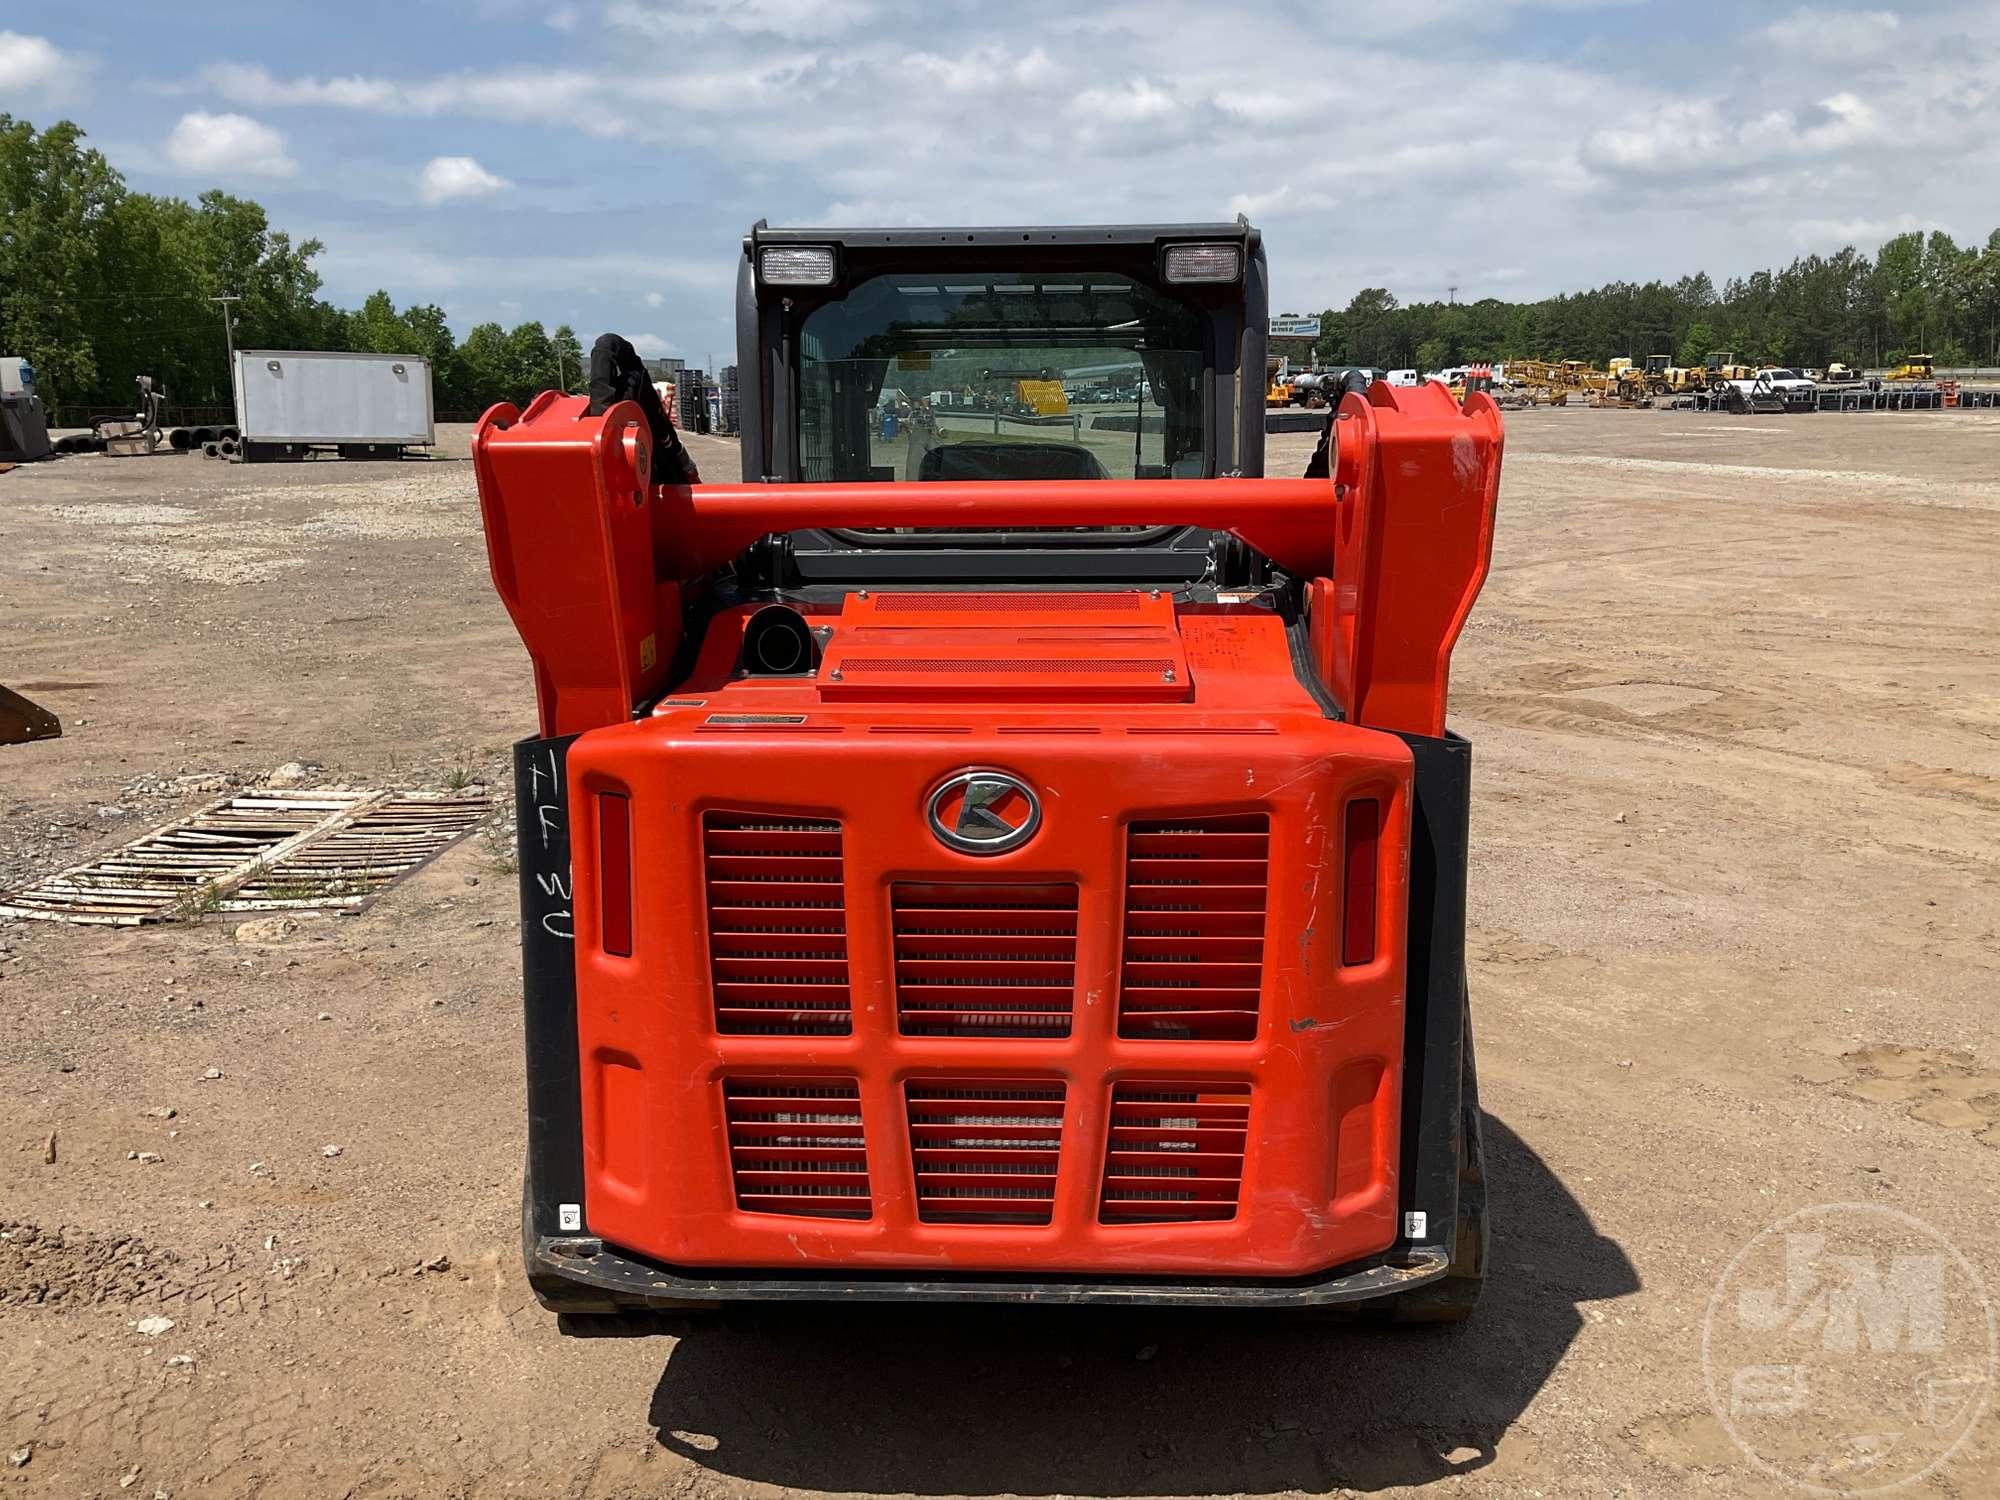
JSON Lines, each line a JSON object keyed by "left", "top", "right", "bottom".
{"left": 232, "top": 349, "right": 434, "bottom": 460}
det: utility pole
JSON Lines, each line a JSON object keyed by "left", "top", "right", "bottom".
{"left": 1447, "top": 285, "right": 1458, "bottom": 305}
{"left": 211, "top": 294, "right": 241, "bottom": 408}
{"left": 555, "top": 343, "right": 567, "bottom": 393}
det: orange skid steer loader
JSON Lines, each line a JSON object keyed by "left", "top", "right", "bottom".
{"left": 471, "top": 221, "right": 1503, "bottom": 1328}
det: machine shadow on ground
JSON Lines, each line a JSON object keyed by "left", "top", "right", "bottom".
{"left": 648, "top": 1116, "right": 1637, "bottom": 1495}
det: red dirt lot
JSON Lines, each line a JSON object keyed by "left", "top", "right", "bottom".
{"left": 2, "top": 408, "right": 1998, "bottom": 1497}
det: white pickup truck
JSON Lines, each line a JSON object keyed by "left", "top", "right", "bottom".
{"left": 1722, "top": 367, "right": 1817, "bottom": 411}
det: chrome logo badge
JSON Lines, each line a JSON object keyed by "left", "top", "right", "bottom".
{"left": 927, "top": 770, "right": 1041, "bottom": 855}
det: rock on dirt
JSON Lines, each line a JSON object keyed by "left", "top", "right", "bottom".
{"left": 2, "top": 1223, "right": 185, "bottom": 1309}
{"left": 233, "top": 915, "right": 300, "bottom": 945}
{"left": 266, "top": 761, "right": 322, "bottom": 788}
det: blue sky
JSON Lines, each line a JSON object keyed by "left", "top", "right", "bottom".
{"left": 5, "top": 1, "right": 1996, "bottom": 365}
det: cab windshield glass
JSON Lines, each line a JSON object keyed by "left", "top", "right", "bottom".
{"left": 796, "top": 270, "right": 1207, "bottom": 485}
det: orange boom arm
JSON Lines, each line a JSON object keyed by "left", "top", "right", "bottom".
{"left": 472, "top": 382, "right": 1501, "bottom": 739}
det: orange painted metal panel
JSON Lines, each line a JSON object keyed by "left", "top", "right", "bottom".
{"left": 562, "top": 601, "right": 1413, "bottom": 1277}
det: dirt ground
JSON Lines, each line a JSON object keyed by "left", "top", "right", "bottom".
{"left": 2, "top": 406, "right": 1997, "bottom": 1498}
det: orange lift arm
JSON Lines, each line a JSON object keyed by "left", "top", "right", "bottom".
{"left": 471, "top": 382, "right": 1501, "bottom": 742}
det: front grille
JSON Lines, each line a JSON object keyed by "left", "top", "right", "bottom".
{"left": 723, "top": 1079, "right": 871, "bottom": 1219}
{"left": 703, "top": 812, "right": 851, "bottom": 1035}
{"left": 907, "top": 1080, "right": 1066, "bottom": 1224}
{"left": 892, "top": 882, "right": 1079, "bottom": 1037}
{"left": 1118, "top": 814, "right": 1270, "bottom": 1040}
{"left": 1099, "top": 1082, "right": 1251, "bottom": 1223}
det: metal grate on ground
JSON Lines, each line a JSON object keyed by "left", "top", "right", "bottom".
{"left": 0, "top": 789, "right": 491, "bottom": 926}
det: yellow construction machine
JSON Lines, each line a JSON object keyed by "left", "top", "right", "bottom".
{"left": 1634, "top": 353, "right": 1706, "bottom": 397}
{"left": 1493, "top": 359, "right": 1564, "bottom": 405}
{"left": 1558, "top": 359, "right": 1616, "bottom": 397}
{"left": 1265, "top": 355, "right": 1293, "bottom": 407}
{"left": 1704, "top": 350, "right": 1754, "bottom": 383}
{"left": 1885, "top": 353, "right": 1935, "bottom": 382}
{"left": 1614, "top": 358, "right": 1672, "bottom": 402}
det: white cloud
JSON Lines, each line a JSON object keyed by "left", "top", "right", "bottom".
{"left": 196, "top": 59, "right": 810, "bottom": 142}
{"left": 1767, "top": 8, "right": 1899, "bottom": 63}
{"left": 1213, "top": 90, "right": 1291, "bottom": 125}
{"left": 627, "top": 333, "right": 677, "bottom": 357}
{"left": 606, "top": 0, "right": 878, "bottom": 40}
{"left": 1228, "top": 184, "right": 1337, "bottom": 219}
{"left": 0, "top": 30, "right": 80, "bottom": 98}
{"left": 312, "top": 233, "right": 731, "bottom": 301}
{"left": 418, "top": 154, "right": 510, "bottom": 205}
{"left": 165, "top": 112, "right": 297, "bottom": 178}
{"left": 1580, "top": 91, "right": 1884, "bottom": 179}
{"left": 0, "top": 29, "right": 57, "bottom": 89}
{"left": 1071, "top": 79, "right": 1180, "bottom": 126}
{"left": 155, "top": 0, "right": 2000, "bottom": 338}
{"left": 904, "top": 45, "right": 1056, "bottom": 94}
{"left": 204, "top": 61, "right": 612, "bottom": 135}
{"left": 198, "top": 62, "right": 393, "bottom": 109}
{"left": 1789, "top": 213, "right": 1941, "bottom": 250}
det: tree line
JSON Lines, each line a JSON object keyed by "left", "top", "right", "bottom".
{"left": 1300, "top": 229, "right": 2000, "bottom": 376}
{"left": 1, "top": 115, "right": 583, "bottom": 422}
{"left": 11, "top": 112, "right": 2000, "bottom": 428}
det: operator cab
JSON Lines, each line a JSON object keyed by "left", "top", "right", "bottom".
{"left": 734, "top": 221, "right": 1270, "bottom": 584}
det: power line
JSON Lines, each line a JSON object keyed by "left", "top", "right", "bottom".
{"left": 29, "top": 291, "right": 248, "bottom": 304}
{"left": 212, "top": 294, "right": 241, "bottom": 390}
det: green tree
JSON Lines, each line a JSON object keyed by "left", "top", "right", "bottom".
{"left": 1342, "top": 288, "right": 1398, "bottom": 367}
{"left": 450, "top": 322, "right": 512, "bottom": 408}
{"left": 12, "top": 108, "right": 1999, "bottom": 415}
{"left": 502, "top": 320, "right": 549, "bottom": 396}
{"left": 0, "top": 116, "right": 124, "bottom": 405}
{"left": 552, "top": 324, "right": 583, "bottom": 392}
{"left": 351, "top": 290, "right": 412, "bottom": 354}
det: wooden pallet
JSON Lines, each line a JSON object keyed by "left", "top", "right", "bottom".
{"left": 0, "top": 790, "right": 491, "bottom": 925}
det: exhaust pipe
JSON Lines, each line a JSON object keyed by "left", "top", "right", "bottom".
{"left": 218, "top": 437, "right": 240, "bottom": 458}
{"left": 168, "top": 428, "right": 193, "bottom": 451}
{"left": 202, "top": 441, "right": 222, "bottom": 459}
{"left": 740, "top": 605, "right": 820, "bottom": 676}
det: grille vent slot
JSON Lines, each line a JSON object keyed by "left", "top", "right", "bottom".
{"left": 703, "top": 812, "right": 851, "bottom": 1035}
{"left": 893, "top": 882, "right": 1078, "bottom": 1037}
{"left": 906, "top": 1080, "right": 1066, "bottom": 1224}
{"left": 723, "top": 1079, "right": 870, "bottom": 1218}
{"left": 1099, "top": 1082, "right": 1251, "bottom": 1223}
{"left": 1119, "top": 814, "right": 1269, "bottom": 1040}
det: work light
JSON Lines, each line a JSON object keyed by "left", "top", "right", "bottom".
{"left": 759, "top": 245, "right": 838, "bottom": 286}
{"left": 1162, "top": 243, "right": 1242, "bottom": 283}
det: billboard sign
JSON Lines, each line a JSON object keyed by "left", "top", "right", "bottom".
{"left": 1269, "top": 315, "right": 1322, "bottom": 339}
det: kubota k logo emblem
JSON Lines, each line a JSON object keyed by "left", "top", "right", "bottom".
{"left": 927, "top": 770, "right": 1041, "bottom": 855}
